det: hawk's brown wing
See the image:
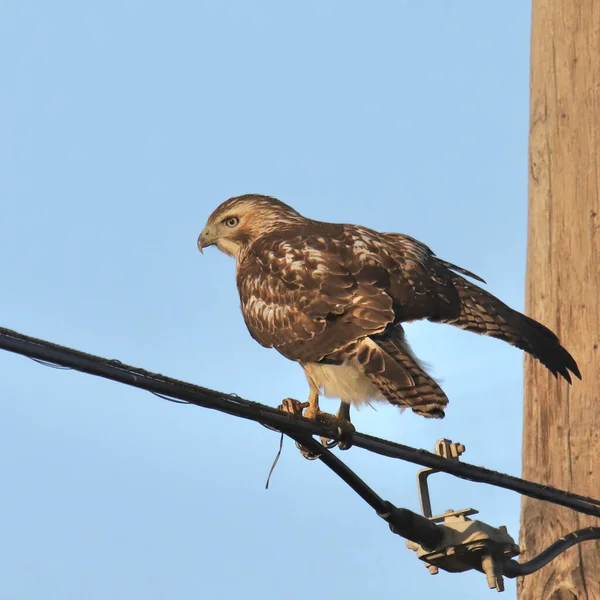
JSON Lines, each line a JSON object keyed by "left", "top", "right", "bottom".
{"left": 237, "top": 224, "right": 579, "bottom": 416}
{"left": 382, "top": 232, "right": 580, "bottom": 382}
{"left": 236, "top": 224, "right": 474, "bottom": 358}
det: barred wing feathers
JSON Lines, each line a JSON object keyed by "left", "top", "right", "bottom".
{"left": 382, "top": 233, "right": 580, "bottom": 383}
{"left": 359, "top": 329, "right": 449, "bottom": 417}
{"left": 434, "top": 275, "right": 581, "bottom": 382}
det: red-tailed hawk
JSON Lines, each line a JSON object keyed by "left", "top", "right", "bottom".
{"left": 198, "top": 194, "right": 580, "bottom": 448}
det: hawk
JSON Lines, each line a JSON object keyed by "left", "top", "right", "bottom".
{"left": 198, "top": 194, "right": 580, "bottom": 448}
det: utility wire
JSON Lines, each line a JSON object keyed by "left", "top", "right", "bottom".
{"left": 0, "top": 325, "right": 599, "bottom": 519}
{"left": 2, "top": 325, "right": 600, "bottom": 580}
{"left": 503, "top": 527, "right": 600, "bottom": 577}
{"left": 291, "top": 431, "right": 600, "bottom": 576}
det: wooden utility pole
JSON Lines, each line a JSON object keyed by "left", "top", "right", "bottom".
{"left": 519, "top": 0, "right": 600, "bottom": 598}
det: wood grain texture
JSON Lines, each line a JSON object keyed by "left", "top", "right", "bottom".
{"left": 519, "top": 0, "right": 600, "bottom": 598}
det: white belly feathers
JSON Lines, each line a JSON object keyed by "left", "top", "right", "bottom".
{"left": 302, "top": 362, "right": 385, "bottom": 407}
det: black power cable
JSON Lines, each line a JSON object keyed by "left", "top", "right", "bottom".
{"left": 0, "top": 325, "right": 598, "bottom": 580}
{"left": 277, "top": 431, "right": 600, "bottom": 577}
{"left": 503, "top": 527, "right": 600, "bottom": 577}
{"left": 0, "top": 325, "right": 598, "bottom": 519}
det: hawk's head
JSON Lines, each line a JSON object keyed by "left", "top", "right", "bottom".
{"left": 198, "top": 194, "right": 303, "bottom": 258}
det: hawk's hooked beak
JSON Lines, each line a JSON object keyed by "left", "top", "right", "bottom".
{"left": 197, "top": 228, "right": 216, "bottom": 254}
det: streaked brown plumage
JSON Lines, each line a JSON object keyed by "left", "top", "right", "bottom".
{"left": 198, "top": 194, "right": 581, "bottom": 439}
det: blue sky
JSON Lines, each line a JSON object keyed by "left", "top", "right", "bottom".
{"left": 1, "top": 2, "right": 532, "bottom": 598}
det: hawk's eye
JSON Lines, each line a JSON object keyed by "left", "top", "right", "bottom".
{"left": 224, "top": 216, "right": 239, "bottom": 228}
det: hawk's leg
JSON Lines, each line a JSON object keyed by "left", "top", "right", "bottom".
{"left": 303, "top": 388, "right": 355, "bottom": 451}
{"left": 302, "top": 387, "right": 322, "bottom": 421}
{"left": 318, "top": 401, "right": 355, "bottom": 451}
{"left": 336, "top": 401, "right": 355, "bottom": 450}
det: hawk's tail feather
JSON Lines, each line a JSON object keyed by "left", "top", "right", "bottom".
{"left": 436, "top": 277, "right": 581, "bottom": 383}
{"left": 358, "top": 328, "right": 448, "bottom": 418}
